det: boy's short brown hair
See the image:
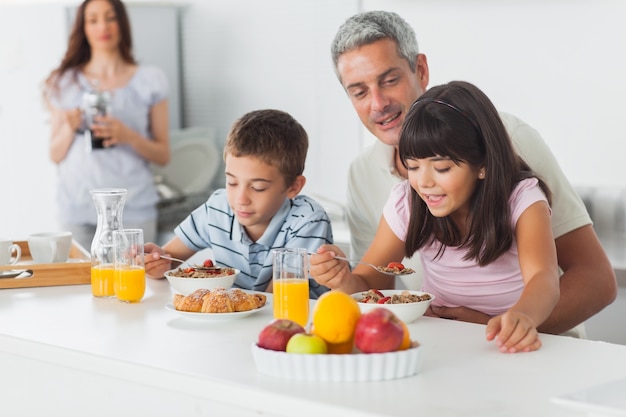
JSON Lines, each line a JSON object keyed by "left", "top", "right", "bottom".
{"left": 224, "top": 109, "right": 308, "bottom": 187}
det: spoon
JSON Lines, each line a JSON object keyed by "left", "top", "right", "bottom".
{"left": 0, "top": 269, "right": 34, "bottom": 279}
{"left": 155, "top": 254, "right": 187, "bottom": 264}
{"left": 144, "top": 253, "right": 189, "bottom": 266}
{"left": 307, "top": 253, "right": 413, "bottom": 276}
{"left": 148, "top": 254, "right": 216, "bottom": 270}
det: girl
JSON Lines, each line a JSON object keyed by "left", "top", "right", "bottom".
{"left": 43, "top": 0, "right": 170, "bottom": 249}
{"left": 311, "top": 81, "right": 559, "bottom": 353}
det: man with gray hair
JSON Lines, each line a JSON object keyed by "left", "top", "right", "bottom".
{"left": 310, "top": 10, "right": 616, "bottom": 336}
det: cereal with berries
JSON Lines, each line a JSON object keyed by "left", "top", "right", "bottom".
{"left": 359, "top": 289, "right": 432, "bottom": 305}
{"left": 375, "top": 262, "right": 416, "bottom": 275}
{"left": 169, "top": 259, "right": 236, "bottom": 279}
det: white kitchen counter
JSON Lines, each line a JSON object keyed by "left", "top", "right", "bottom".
{"left": 1, "top": 279, "right": 625, "bottom": 417}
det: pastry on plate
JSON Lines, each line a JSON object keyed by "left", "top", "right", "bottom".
{"left": 174, "top": 287, "right": 267, "bottom": 313}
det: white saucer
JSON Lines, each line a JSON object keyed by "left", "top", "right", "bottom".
{"left": 165, "top": 302, "right": 268, "bottom": 322}
{"left": 551, "top": 378, "right": 626, "bottom": 416}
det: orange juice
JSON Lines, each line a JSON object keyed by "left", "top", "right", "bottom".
{"left": 273, "top": 278, "right": 309, "bottom": 327}
{"left": 114, "top": 265, "right": 146, "bottom": 303}
{"left": 91, "top": 264, "right": 115, "bottom": 297}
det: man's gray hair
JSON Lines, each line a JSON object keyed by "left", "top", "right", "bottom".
{"left": 331, "top": 11, "right": 420, "bottom": 79}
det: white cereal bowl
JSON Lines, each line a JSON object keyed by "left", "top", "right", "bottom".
{"left": 252, "top": 342, "right": 422, "bottom": 381}
{"left": 350, "top": 290, "right": 435, "bottom": 323}
{"left": 164, "top": 268, "right": 239, "bottom": 295}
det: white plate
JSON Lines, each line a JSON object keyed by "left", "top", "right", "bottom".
{"left": 165, "top": 301, "right": 268, "bottom": 321}
{"left": 551, "top": 379, "right": 626, "bottom": 416}
{"left": 252, "top": 343, "right": 423, "bottom": 381}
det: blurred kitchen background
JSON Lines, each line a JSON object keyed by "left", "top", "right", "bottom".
{"left": 0, "top": 0, "right": 624, "bottom": 343}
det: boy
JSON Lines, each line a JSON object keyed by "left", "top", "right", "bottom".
{"left": 145, "top": 109, "right": 333, "bottom": 298}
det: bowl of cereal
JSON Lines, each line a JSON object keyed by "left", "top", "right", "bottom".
{"left": 165, "top": 265, "right": 239, "bottom": 295}
{"left": 350, "top": 289, "right": 435, "bottom": 323}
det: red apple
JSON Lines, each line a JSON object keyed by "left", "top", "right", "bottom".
{"left": 354, "top": 308, "right": 404, "bottom": 353}
{"left": 257, "top": 319, "right": 305, "bottom": 351}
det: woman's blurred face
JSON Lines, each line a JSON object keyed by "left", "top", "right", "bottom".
{"left": 84, "top": 0, "right": 120, "bottom": 52}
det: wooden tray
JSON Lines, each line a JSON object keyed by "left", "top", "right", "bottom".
{"left": 0, "top": 241, "right": 91, "bottom": 289}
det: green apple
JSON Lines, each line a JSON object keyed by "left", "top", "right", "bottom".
{"left": 286, "top": 333, "right": 328, "bottom": 354}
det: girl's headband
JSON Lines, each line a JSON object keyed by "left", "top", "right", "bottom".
{"left": 410, "top": 98, "right": 480, "bottom": 131}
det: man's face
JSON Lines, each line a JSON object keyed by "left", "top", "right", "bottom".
{"left": 337, "top": 38, "right": 429, "bottom": 147}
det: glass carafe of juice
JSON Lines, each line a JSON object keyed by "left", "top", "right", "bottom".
{"left": 90, "top": 188, "right": 127, "bottom": 297}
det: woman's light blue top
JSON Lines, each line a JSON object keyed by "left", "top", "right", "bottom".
{"left": 47, "top": 65, "right": 168, "bottom": 225}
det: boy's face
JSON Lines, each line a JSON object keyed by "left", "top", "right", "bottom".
{"left": 225, "top": 154, "right": 300, "bottom": 242}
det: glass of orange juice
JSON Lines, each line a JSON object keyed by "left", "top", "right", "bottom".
{"left": 272, "top": 248, "right": 309, "bottom": 327}
{"left": 91, "top": 264, "right": 115, "bottom": 297}
{"left": 113, "top": 229, "right": 145, "bottom": 303}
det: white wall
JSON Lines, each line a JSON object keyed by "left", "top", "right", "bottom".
{"left": 2, "top": 0, "right": 625, "bottom": 238}
{"left": 0, "top": 4, "right": 67, "bottom": 238}
{"left": 177, "top": 0, "right": 360, "bottom": 200}
{"left": 364, "top": 0, "right": 626, "bottom": 189}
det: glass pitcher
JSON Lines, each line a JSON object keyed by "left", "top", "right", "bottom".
{"left": 90, "top": 188, "right": 127, "bottom": 297}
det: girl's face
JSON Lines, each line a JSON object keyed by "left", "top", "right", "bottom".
{"left": 406, "top": 156, "right": 483, "bottom": 228}
{"left": 84, "top": 0, "right": 120, "bottom": 52}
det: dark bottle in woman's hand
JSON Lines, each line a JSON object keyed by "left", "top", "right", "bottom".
{"left": 82, "top": 88, "right": 112, "bottom": 150}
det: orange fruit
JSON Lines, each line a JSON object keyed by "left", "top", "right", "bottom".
{"left": 311, "top": 325, "right": 354, "bottom": 354}
{"left": 326, "top": 337, "right": 355, "bottom": 354}
{"left": 398, "top": 320, "right": 412, "bottom": 351}
{"left": 312, "top": 290, "right": 361, "bottom": 344}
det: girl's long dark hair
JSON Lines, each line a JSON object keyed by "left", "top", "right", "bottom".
{"left": 45, "top": 0, "right": 136, "bottom": 92}
{"left": 399, "top": 81, "right": 551, "bottom": 266}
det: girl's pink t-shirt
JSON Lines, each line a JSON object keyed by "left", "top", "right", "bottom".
{"left": 383, "top": 178, "right": 549, "bottom": 316}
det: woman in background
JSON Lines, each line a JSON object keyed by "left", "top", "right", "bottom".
{"left": 43, "top": 0, "right": 170, "bottom": 250}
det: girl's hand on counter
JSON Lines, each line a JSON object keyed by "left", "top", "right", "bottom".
{"left": 486, "top": 311, "right": 542, "bottom": 353}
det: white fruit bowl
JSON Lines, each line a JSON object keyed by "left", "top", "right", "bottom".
{"left": 351, "top": 290, "right": 435, "bottom": 323}
{"left": 251, "top": 342, "right": 422, "bottom": 381}
{"left": 164, "top": 268, "right": 239, "bottom": 295}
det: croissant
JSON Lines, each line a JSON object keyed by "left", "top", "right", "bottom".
{"left": 173, "top": 288, "right": 210, "bottom": 312}
{"left": 201, "top": 287, "right": 234, "bottom": 313}
{"left": 229, "top": 288, "right": 267, "bottom": 312}
{"left": 174, "top": 287, "right": 267, "bottom": 313}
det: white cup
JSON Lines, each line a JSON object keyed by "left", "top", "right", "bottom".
{"left": 0, "top": 239, "right": 21, "bottom": 265}
{"left": 27, "top": 232, "right": 73, "bottom": 264}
